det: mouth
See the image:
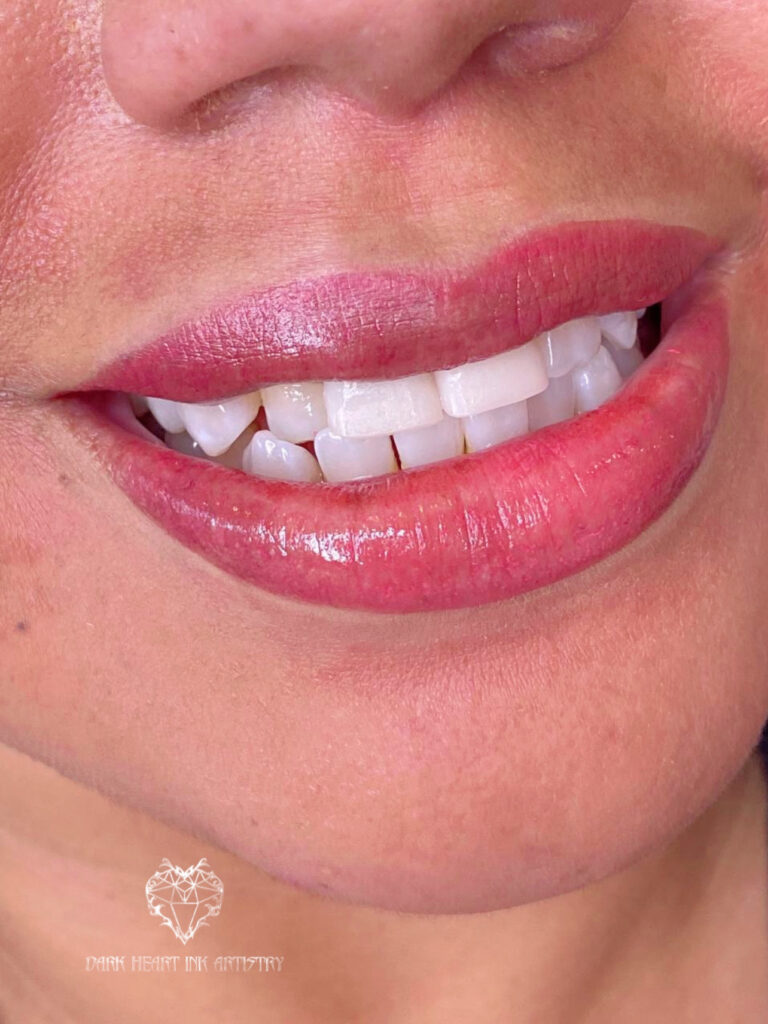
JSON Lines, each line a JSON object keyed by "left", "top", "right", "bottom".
{"left": 65, "top": 220, "right": 729, "bottom": 613}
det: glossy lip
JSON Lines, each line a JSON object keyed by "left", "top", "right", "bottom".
{"left": 86, "top": 220, "right": 717, "bottom": 401}
{"left": 66, "top": 221, "right": 729, "bottom": 614}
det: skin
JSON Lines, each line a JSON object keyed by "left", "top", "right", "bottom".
{"left": 1, "top": 0, "right": 768, "bottom": 1019}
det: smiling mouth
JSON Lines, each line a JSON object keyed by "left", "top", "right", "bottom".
{"left": 127, "top": 306, "right": 652, "bottom": 483}
{"left": 68, "top": 220, "right": 729, "bottom": 613}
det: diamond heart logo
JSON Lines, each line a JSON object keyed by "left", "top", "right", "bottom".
{"left": 145, "top": 858, "right": 224, "bottom": 944}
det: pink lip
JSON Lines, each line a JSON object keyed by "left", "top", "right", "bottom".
{"left": 72, "top": 221, "right": 728, "bottom": 613}
{"left": 87, "top": 221, "right": 716, "bottom": 401}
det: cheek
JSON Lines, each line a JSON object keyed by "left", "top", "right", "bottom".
{"left": 0, "top": 5, "right": 104, "bottom": 327}
{"left": 673, "top": 1, "right": 768, "bottom": 167}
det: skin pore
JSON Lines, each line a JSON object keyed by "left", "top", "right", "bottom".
{"left": 1, "top": 1, "right": 768, "bottom": 1020}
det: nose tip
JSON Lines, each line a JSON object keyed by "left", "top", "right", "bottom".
{"left": 101, "top": 0, "right": 634, "bottom": 128}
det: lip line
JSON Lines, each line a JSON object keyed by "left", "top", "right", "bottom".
{"left": 81, "top": 220, "right": 720, "bottom": 403}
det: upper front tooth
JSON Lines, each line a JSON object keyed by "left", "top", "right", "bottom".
{"left": 538, "top": 317, "right": 602, "bottom": 378}
{"left": 599, "top": 311, "right": 638, "bottom": 350}
{"left": 435, "top": 339, "right": 548, "bottom": 418}
{"left": 573, "top": 345, "right": 623, "bottom": 412}
{"left": 147, "top": 397, "right": 186, "bottom": 434}
{"left": 324, "top": 374, "right": 443, "bottom": 438}
{"left": 261, "top": 382, "right": 327, "bottom": 443}
{"left": 182, "top": 392, "right": 261, "bottom": 456}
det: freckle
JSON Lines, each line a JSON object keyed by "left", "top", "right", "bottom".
{"left": 58, "top": 473, "right": 70, "bottom": 485}
{"left": 15, "top": 620, "right": 28, "bottom": 632}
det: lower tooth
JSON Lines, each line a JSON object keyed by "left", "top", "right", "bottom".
{"left": 527, "top": 374, "right": 575, "bottom": 430}
{"left": 573, "top": 345, "right": 623, "bottom": 413}
{"left": 462, "top": 400, "right": 528, "bottom": 453}
{"left": 393, "top": 416, "right": 464, "bottom": 469}
{"left": 314, "top": 428, "right": 397, "bottom": 482}
{"left": 243, "top": 430, "right": 322, "bottom": 483}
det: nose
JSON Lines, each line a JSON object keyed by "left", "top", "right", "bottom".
{"left": 102, "top": 0, "right": 633, "bottom": 127}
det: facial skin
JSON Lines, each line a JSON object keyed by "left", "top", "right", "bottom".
{"left": 1, "top": 0, "right": 768, "bottom": 943}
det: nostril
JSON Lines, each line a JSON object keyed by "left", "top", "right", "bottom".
{"left": 481, "top": 14, "right": 628, "bottom": 76}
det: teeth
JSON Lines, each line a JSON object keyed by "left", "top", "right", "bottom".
{"left": 599, "top": 311, "right": 638, "bottom": 350}
{"left": 393, "top": 415, "right": 464, "bottom": 469}
{"left": 435, "top": 339, "right": 548, "bottom": 418}
{"left": 324, "top": 374, "right": 443, "bottom": 438}
{"left": 527, "top": 374, "right": 576, "bottom": 430}
{"left": 136, "top": 308, "right": 651, "bottom": 482}
{"left": 314, "top": 428, "right": 397, "bottom": 483}
{"left": 147, "top": 397, "right": 186, "bottom": 434}
{"left": 182, "top": 392, "right": 262, "bottom": 457}
{"left": 243, "top": 431, "right": 322, "bottom": 483}
{"left": 261, "top": 382, "right": 327, "bottom": 443}
{"left": 462, "top": 401, "right": 529, "bottom": 453}
{"left": 573, "top": 345, "right": 623, "bottom": 413}
{"left": 538, "top": 317, "right": 602, "bottom": 379}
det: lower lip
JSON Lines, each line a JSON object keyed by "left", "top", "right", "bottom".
{"left": 73, "top": 280, "right": 728, "bottom": 613}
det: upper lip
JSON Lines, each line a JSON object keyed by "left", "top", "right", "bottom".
{"left": 82, "top": 220, "right": 719, "bottom": 403}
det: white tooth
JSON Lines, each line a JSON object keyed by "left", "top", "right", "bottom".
{"left": 606, "top": 340, "right": 644, "bottom": 379}
{"left": 314, "top": 428, "right": 397, "bottom": 482}
{"left": 181, "top": 392, "right": 261, "bottom": 457}
{"left": 324, "top": 374, "right": 442, "bottom": 438}
{"left": 538, "top": 317, "right": 602, "bottom": 378}
{"left": 393, "top": 416, "right": 464, "bottom": 469}
{"left": 527, "top": 375, "right": 576, "bottom": 431}
{"left": 129, "top": 394, "right": 149, "bottom": 417}
{"left": 147, "top": 397, "right": 186, "bottom": 434}
{"left": 599, "top": 311, "right": 638, "bottom": 350}
{"left": 573, "top": 345, "right": 623, "bottom": 413}
{"left": 462, "top": 400, "right": 528, "bottom": 453}
{"left": 435, "top": 340, "right": 548, "bottom": 418}
{"left": 243, "top": 430, "right": 322, "bottom": 483}
{"left": 261, "top": 382, "right": 327, "bottom": 443}
{"left": 636, "top": 307, "right": 647, "bottom": 318}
